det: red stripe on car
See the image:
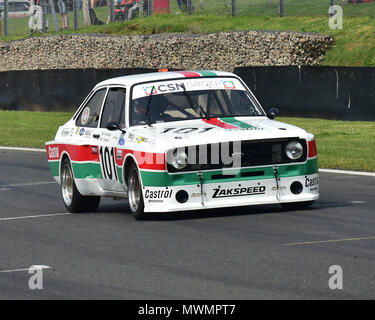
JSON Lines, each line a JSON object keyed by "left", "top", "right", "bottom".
{"left": 122, "top": 149, "right": 166, "bottom": 171}
{"left": 46, "top": 144, "right": 100, "bottom": 162}
{"left": 175, "top": 71, "right": 202, "bottom": 78}
{"left": 202, "top": 118, "right": 239, "bottom": 129}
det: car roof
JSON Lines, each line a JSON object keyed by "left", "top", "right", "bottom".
{"left": 94, "top": 70, "right": 238, "bottom": 89}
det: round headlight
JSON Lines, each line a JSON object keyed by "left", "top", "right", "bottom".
{"left": 171, "top": 150, "right": 188, "bottom": 169}
{"left": 285, "top": 141, "right": 303, "bottom": 160}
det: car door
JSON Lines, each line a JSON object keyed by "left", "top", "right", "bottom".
{"left": 74, "top": 87, "right": 107, "bottom": 182}
{"left": 94, "top": 87, "right": 127, "bottom": 192}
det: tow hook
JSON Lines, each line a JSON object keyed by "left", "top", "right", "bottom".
{"left": 273, "top": 166, "right": 281, "bottom": 201}
{"left": 197, "top": 172, "right": 204, "bottom": 207}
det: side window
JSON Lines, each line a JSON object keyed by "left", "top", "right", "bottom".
{"left": 100, "top": 88, "right": 126, "bottom": 129}
{"left": 76, "top": 88, "right": 106, "bottom": 128}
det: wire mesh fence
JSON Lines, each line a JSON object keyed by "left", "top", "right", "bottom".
{"left": 1, "top": 0, "right": 375, "bottom": 37}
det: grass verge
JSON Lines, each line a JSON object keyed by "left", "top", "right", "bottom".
{"left": 0, "top": 110, "right": 374, "bottom": 172}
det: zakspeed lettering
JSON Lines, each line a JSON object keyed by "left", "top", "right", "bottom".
{"left": 144, "top": 190, "right": 173, "bottom": 199}
{"left": 213, "top": 186, "right": 266, "bottom": 198}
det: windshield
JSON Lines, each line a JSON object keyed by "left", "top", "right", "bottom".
{"left": 131, "top": 77, "right": 264, "bottom": 126}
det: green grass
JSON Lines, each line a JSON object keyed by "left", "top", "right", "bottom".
{"left": 1, "top": 2, "right": 375, "bottom": 66}
{"left": 0, "top": 110, "right": 72, "bottom": 148}
{"left": 0, "top": 110, "right": 374, "bottom": 172}
{"left": 281, "top": 117, "right": 375, "bottom": 172}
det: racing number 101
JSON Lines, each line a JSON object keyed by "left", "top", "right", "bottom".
{"left": 99, "top": 146, "right": 118, "bottom": 180}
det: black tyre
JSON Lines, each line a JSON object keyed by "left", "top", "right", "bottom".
{"left": 127, "top": 163, "right": 146, "bottom": 220}
{"left": 60, "top": 157, "right": 100, "bottom": 213}
{"left": 281, "top": 201, "right": 314, "bottom": 211}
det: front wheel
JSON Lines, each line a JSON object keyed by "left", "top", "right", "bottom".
{"left": 281, "top": 201, "right": 314, "bottom": 211}
{"left": 127, "top": 164, "right": 146, "bottom": 220}
{"left": 61, "top": 158, "right": 100, "bottom": 213}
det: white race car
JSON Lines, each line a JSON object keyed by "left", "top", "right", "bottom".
{"left": 46, "top": 70, "right": 319, "bottom": 219}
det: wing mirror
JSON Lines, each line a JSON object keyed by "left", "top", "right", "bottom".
{"left": 267, "top": 107, "right": 279, "bottom": 120}
{"left": 107, "top": 122, "right": 126, "bottom": 134}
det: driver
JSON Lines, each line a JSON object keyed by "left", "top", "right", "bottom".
{"left": 132, "top": 98, "right": 148, "bottom": 125}
{"left": 132, "top": 94, "right": 171, "bottom": 125}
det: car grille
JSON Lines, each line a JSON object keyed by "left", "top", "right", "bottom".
{"left": 166, "top": 138, "right": 308, "bottom": 173}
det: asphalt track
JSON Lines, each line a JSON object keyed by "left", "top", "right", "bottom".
{"left": 0, "top": 149, "right": 374, "bottom": 300}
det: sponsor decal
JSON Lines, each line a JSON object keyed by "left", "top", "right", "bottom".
{"left": 81, "top": 107, "right": 90, "bottom": 125}
{"left": 48, "top": 146, "right": 59, "bottom": 159}
{"left": 79, "top": 128, "right": 85, "bottom": 136}
{"left": 61, "top": 129, "right": 70, "bottom": 137}
{"left": 143, "top": 85, "right": 158, "bottom": 96}
{"left": 116, "top": 149, "right": 123, "bottom": 160}
{"left": 212, "top": 185, "right": 266, "bottom": 198}
{"left": 272, "top": 186, "right": 287, "bottom": 191}
{"left": 100, "top": 132, "right": 111, "bottom": 143}
{"left": 191, "top": 192, "right": 206, "bottom": 197}
{"left": 305, "top": 177, "right": 319, "bottom": 188}
{"left": 144, "top": 190, "right": 173, "bottom": 199}
{"left": 128, "top": 133, "right": 149, "bottom": 144}
{"left": 133, "top": 78, "right": 246, "bottom": 99}
{"left": 118, "top": 138, "right": 125, "bottom": 146}
{"left": 222, "top": 80, "right": 236, "bottom": 89}
{"left": 83, "top": 129, "right": 93, "bottom": 138}
{"left": 144, "top": 189, "right": 173, "bottom": 202}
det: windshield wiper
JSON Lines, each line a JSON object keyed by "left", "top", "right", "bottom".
{"left": 182, "top": 87, "right": 210, "bottom": 120}
{"left": 146, "top": 86, "right": 155, "bottom": 126}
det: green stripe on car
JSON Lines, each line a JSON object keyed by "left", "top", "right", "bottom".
{"left": 198, "top": 71, "right": 217, "bottom": 77}
{"left": 140, "top": 158, "right": 318, "bottom": 187}
{"left": 219, "top": 117, "right": 258, "bottom": 129}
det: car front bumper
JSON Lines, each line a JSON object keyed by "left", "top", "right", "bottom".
{"left": 142, "top": 173, "right": 319, "bottom": 213}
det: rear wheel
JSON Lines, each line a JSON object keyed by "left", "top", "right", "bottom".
{"left": 281, "top": 201, "right": 314, "bottom": 211}
{"left": 127, "top": 163, "right": 145, "bottom": 220}
{"left": 61, "top": 157, "right": 100, "bottom": 213}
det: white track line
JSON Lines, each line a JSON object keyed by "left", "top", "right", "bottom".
{"left": 0, "top": 213, "right": 72, "bottom": 222}
{"left": 0, "top": 265, "right": 51, "bottom": 273}
{"left": 319, "top": 168, "right": 375, "bottom": 177}
{"left": 0, "top": 181, "right": 55, "bottom": 188}
{"left": 285, "top": 236, "right": 375, "bottom": 247}
{"left": 0, "top": 146, "right": 45, "bottom": 152}
{"left": 0, "top": 181, "right": 56, "bottom": 192}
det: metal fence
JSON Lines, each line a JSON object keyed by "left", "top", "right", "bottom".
{"left": 1, "top": 0, "right": 375, "bottom": 37}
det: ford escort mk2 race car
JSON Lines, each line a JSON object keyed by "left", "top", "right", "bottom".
{"left": 46, "top": 70, "right": 319, "bottom": 219}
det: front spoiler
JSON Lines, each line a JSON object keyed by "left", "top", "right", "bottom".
{"left": 142, "top": 173, "right": 319, "bottom": 213}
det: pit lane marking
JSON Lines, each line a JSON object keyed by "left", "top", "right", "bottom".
{"left": 0, "top": 213, "right": 72, "bottom": 222}
{"left": 285, "top": 236, "right": 375, "bottom": 247}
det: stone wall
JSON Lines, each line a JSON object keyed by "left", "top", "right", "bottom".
{"left": 0, "top": 31, "right": 334, "bottom": 72}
